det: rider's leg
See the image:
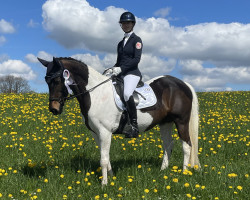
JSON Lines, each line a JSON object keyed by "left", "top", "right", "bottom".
{"left": 123, "top": 75, "right": 140, "bottom": 138}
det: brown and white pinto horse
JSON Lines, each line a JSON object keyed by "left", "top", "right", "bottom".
{"left": 38, "top": 57, "right": 200, "bottom": 185}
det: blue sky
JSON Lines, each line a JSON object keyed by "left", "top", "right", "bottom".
{"left": 0, "top": 0, "right": 249, "bottom": 92}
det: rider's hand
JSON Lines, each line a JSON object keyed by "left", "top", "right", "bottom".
{"left": 112, "top": 67, "right": 122, "bottom": 76}
{"left": 103, "top": 68, "right": 113, "bottom": 76}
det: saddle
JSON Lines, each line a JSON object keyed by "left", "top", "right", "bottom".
{"left": 111, "top": 76, "right": 157, "bottom": 135}
{"left": 112, "top": 76, "right": 144, "bottom": 107}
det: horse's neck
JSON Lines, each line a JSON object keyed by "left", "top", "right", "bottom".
{"left": 86, "top": 66, "right": 106, "bottom": 90}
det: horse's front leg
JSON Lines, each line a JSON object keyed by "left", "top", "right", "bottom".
{"left": 91, "top": 131, "right": 113, "bottom": 178}
{"left": 93, "top": 129, "right": 112, "bottom": 185}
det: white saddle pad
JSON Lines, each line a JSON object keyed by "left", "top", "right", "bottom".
{"left": 112, "top": 82, "right": 157, "bottom": 110}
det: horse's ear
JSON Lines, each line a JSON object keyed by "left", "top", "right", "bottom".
{"left": 37, "top": 57, "right": 50, "bottom": 67}
{"left": 53, "top": 57, "right": 62, "bottom": 68}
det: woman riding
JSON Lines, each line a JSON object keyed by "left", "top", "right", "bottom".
{"left": 105, "top": 12, "right": 143, "bottom": 138}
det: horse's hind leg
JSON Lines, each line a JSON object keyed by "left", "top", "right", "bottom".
{"left": 159, "top": 122, "right": 174, "bottom": 170}
{"left": 175, "top": 122, "right": 191, "bottom": 170}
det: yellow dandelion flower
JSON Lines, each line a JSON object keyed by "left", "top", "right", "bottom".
{"left": 163, "top": 175, "right": 168, "bottom": 179}
{"left": 172, "top": 166, "right": 178, "bottom": 170}
{"left": 173, "top": 178, "right": 178, "bottom": 183}
{"left": 144, "top": 189, "right": 149, "bottom": 193}
{"left": 237, "top": 186, "right": 243, "bottom": 191}
{"left": 194, "top": 165, "right": 199, "bottom": 170}
{"left": 186, "top": 194, "right": 192, "bottom": 198}
{"left": 37, "top": 189, "right": 42, "bottom": 193}
{"left": 166, "top": 185, "right": 171, "bottom": 190}
{"left": 184, "top": 183, "right": 190, "bottom": 187}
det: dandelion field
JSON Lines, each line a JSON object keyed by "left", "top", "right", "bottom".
{"left": 0, "top": 91, "right": 249, "bottom": 200}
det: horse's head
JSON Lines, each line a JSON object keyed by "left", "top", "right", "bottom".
{"left": 38, "top": 57, "right": 68, "bottom": 115}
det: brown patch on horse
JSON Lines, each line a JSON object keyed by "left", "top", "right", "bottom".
{"left": 142, "top": 75, "right": 193, "bottom": 144}
{"left": 60, "top": 58, "right": 93, "bottom": 132}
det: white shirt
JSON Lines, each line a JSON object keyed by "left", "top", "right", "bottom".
{"left": 124, "top": 31, "right": 133, "bottom": 47}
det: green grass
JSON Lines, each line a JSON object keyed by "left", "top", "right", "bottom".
{"left": 0, "top": 91, "right": 249, "bottom": 200}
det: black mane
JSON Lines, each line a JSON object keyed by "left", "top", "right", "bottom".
{"left": 59, "top": 57, "right": 88, "bottom": 67}
{"left": 58, "top": 57, "right": 89, "bottom": 83}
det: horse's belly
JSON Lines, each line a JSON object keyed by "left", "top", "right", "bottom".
{"left": 137, "top": 111, "right": 153, "bottom": 132}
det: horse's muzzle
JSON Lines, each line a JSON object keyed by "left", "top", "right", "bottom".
{"left": 49, "top": 100, "right": 63, "bottom": 115}
{"left": 50, "top": 107, "right": 60, "bottom": 115}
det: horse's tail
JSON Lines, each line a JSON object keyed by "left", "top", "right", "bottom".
{"left": 185, "top": 82, "right": 200, "bottom": 168}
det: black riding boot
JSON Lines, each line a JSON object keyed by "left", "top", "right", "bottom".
{"left": 125, "top": 96, "right": 139, "bottom": 138}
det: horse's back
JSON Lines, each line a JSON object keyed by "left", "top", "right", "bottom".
{"left": 142, "top": 75, "right": 193, "bottom": 127}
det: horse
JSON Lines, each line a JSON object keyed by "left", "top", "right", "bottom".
{"left": 38, "top": 57, "right": 200, "bottom": 185}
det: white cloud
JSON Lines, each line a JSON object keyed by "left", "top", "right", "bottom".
{"left": 71, "top": 53, "right": 176, "bottom": 80}
{"left": 26, "top": 51, "right": 53, "bottom": 63}
{"left": 140, "top": 54, "right": 176, "bottom": 78}
{"left": 180, "top": 60, "right": 250, "bottom": 91}
{"left": 0, "top": 36, "right": 6, "bottom": 46}
{"left": 72, "top": 53, "right": 105, "bottom": 72}
{"left": 42, "top": 0, "right": 123, "bottom": 52}
{"left": 41, "top": 0, "right": 250, "bottom": 91}
{"left": 27, "top": 19, "right": 39, "bottom": 28}
{"left": 0, "top": 19, "right": 15, "bottom": 33}
{"left": 0, "top": 60, "right": 36, "bottom": 80}
{"left": 42, "top": 0, "right": 250, "bottom": 67}
{"left": 154, "top": 7, "right": 171, "bottom": 18}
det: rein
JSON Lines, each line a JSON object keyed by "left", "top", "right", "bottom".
{"left": 64, "top": 77, "right": 112, "bottom": 101}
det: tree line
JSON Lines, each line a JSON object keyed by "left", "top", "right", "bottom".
{"left": 0, "top": 75, "right": 32, "bottom": 93}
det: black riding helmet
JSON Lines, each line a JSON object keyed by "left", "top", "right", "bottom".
{"left": 119, "top": 12, "right": 136, "bottom": 23}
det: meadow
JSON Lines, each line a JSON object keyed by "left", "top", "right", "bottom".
{"left": 0, "top": 91, "right": 249, "bottom": 200}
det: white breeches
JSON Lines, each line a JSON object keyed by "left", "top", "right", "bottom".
{"left": 123, "top": 74, "right": 140, "bottom": 102}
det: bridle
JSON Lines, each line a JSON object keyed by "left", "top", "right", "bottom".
{"left": 64, "top": 77, "right": 112, "bottom": 101}
{"left": 45, "top": 66, "right": 66, "bottom": 105}
{"left": 45, "top": 63, "right": 112, "bottom": 104}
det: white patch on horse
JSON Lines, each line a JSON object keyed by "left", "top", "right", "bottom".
{"left": 85, "top": 66, "right": 121, "bottom": 133}
{"left": 137, "top": 110, "right": 153, "bottom": 132}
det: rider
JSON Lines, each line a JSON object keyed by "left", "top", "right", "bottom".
{"left": 106, "top": 12, "right": 143, "bottom": 138}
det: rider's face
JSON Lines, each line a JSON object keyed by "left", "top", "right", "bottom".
{"left": 120, "top": 22, "right": 134, "bottom": 33}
